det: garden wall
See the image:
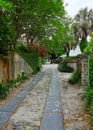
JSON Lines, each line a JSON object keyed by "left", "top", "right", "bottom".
{"left": 63, "top": 58, "right": 77, "bottom": 71}
{"left": 0, "top": 52, "right": 33, "bottom": 83}
{"left": 63, "top": 55, "right": 89, "bottom": 86}
{"left": 81, "top": 55, "right": 88, "bottom": 86}
{"left": 0, "top": 59, "right": 9, "bottom": 83}
{"left": 76, "top": 54, "right": 90, "bottom": 86}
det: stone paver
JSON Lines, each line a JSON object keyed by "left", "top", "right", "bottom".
{"left": 0, "top": 97, "right": 24, "bottom": 112}
{"left": 40, "top": 69, "right": 64, "bottom": 130}
{"left": 45, "top": 97, "right": 62, "bottom": 113}
{"left": 0, "top": 112, "right": 12, "bottom": 128}
{"left": 40, "top": 113, "right": 64, "bottom": 130}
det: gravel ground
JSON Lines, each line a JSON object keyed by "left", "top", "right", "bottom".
{"left": 58, "top": 71, "right": 92, "bottom": 130}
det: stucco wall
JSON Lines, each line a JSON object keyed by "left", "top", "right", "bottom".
{"left": 0, "top": 52, "right": 33, "bottom": 83}
{"left": 63, "top": 58, "right": 77, "bottom": 71}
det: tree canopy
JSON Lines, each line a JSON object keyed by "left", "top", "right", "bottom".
{"left": 0, "top": 0, "right": 15, "bottom": 55}
{"left": 0, "top": 0, "right": 68, "bottom": 57}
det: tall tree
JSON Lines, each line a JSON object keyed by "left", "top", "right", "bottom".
{"left": 73, "top": 8, "right": 93, "bottom": 52}
{"left": 7, "top": 0, "right": 65, "bottom": 47}
{"left": 74, "top": 8, "right": 89, "bottom": 39}
{"left": 0, "top": 0, "right": 15, "bottom": 55}
{"left": 62, "top": 17, "right": 75, "bottom": 57}
{"left": 21, "top": 0, "right": 65, "bottom": 46}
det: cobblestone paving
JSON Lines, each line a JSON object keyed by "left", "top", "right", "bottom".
{"left": 1, "top": 70, "right": 51, "bottom": 130}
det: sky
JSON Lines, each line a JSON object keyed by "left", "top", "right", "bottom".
{"left": 64, "top": 0, "right": 93, "bottom": 17}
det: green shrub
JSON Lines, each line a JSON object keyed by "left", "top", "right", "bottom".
{"left": 58, "top": 62, "right": 74, "bottom": 72}
{"left": 55, "top": 57, "right": 62, "bottom": 63}
{"left": 83, "top": 56, "right": 93, "bottom": 123}
{"left": 84, "top": 87, "right": 93, "bottom": 107}
{"left": 42, "top": 58, "right": 46, "bottom": 64}
{"left": 21, "top": 51, "right": 42, "bottom": 74}
{"left": 0, "top": 74, "right": 28, "bottom": 99}
{"left": 84, "top": 87, "right": 93, "bottom": 122}
{"left": 0, "top": 84, "right": 9, "bottom": 99}
{"left": 88, "top": 104, "right": 93, "bottom": 122}
{"left": 80, "top": 38, "right": 87, "bottom": 53}
{"left": 15, "top": 45, "right": 43, "bottom": 74}
{"left": 68, "top": 71, "right": 81, "bottom": 84}
{"left": 89, "top": 56, "right": 93, "bottom": 87}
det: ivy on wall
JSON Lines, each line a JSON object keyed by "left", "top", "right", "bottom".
{"left": 84, "top": 56, "right": 93, "bottom": 122}
{"left": 89, "top": 56, "right": 93, "bottom": 87}
{"left": 21, "top": 50, "right": 42, "bottom": 74}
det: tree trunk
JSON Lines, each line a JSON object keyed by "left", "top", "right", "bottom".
{"left": 66, "top": 51, "right": 69, "bottom": 57}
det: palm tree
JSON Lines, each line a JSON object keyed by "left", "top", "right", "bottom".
{"left": 74, "top": 7, "right": 89, "bottom": 39}
{"left": 88, "top": 9, "right": 93, "bottom": 34}
{"left": 73, "top": 7, "right": 93, "bottom": 52}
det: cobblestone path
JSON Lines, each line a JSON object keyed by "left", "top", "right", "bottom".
{"left": 0, "top": 65, "right": 64, "bottom": 130}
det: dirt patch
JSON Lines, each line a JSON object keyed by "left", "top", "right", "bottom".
{"left": 58, "top": 71, "right": 93, "bottom": 130}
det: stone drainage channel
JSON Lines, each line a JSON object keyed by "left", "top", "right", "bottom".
{"left": 40, "top": 69, "right": 64, "bottom": 130}
{"left": 0, "top": 68, "right": 64, "bottom": 130}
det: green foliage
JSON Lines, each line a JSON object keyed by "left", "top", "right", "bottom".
{"left": 55, "top": 57, "right": 62, "bottom": 63}
{"left": 41, "top": 58, "right": 46, "bottom": 64}
{"left": 89, "top": 56, "right": 93, "bottom": 87}
{"left": 0, "top": 0, "right": 16, "bottom": 56}
{"left": 43, "top": 17, "right": 75, "bottom": 57}
{"left": 0, "top": 0, "right": 66, "bottom": 59}
{"left": 84, "top": 87, "right": 93, "bottom": 107}
{"left": 88, "top": 105, "right": 93, "bottom": 122}
{"left": 44, "top": 35, "right": 65, "bottom": 57}
{"left": 0, "top": 0, "right": 12, "bottom": 12}
{"left": 84, "top": 32, "right": 93, "bottom": 53}
{"left": 80, "top": 38, "right": 87, "bottom": 53}
{"left": 0, "top": 73, "right": 28, "bottom": 99}
{"left": 74, "top": 8, "right": 93, "bottom": 41}
{"left": 10, "top": 0, "right": 65, "bottom": 46}
{"left": 84, "top": 56, "right": 93, "bottom": 122}
{"left": 20, "top": 51, "right": 42, "bottom": 74}
{"left": 62, "top": 17, "right": 75, "bottom": 57}
{"left": 58, "top": 62, "right": 74, "bottom": 72}
{"left": 84, "top": 87, "right": 93, "bottom": 122}
{"left": 0, "top": 83, "right": 9, "bottom": 99}
{"left": 15, "top": 45, "right": 43, "bottom": 74}
{"left": 68, "top": 71, "right": 81, "bottom": 84}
